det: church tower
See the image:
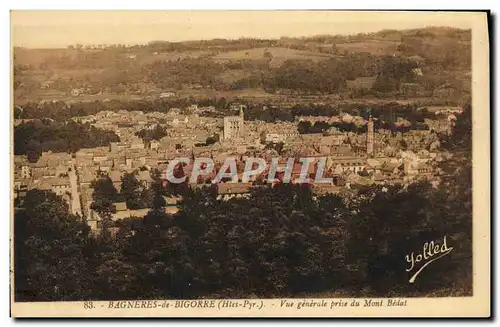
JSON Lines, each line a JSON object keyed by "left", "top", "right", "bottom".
{"left": 239, "top": 105, "right": 245, "bottom": 132}
{"left": 367, "top": 115, "right": 374, "bottom": 157}
{"left": 239, "top": 105, "right": 244, "bottom": 120}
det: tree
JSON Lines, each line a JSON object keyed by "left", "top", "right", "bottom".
{"left": 435, "top": 103, "right": 472, "bottom": 292}
{"left": 14, "top": 120, "right": 120, "bottom": 162}
{"left": 90, "top": 176, "right": 119, "bottom": 238}
{"left": 14, "top": 190, "right": 92, "bottom": 301}
{"left": 135, "top": 124, "right": 168, "bottom": 141}
{"left": 205, "top": 136, "right": 217, "bottom": 146}
{"left": 14, "top": 106, "right": 23, "bottom": 119}
{"left": 346, "top": 105, "right": 473, "bottom": 297}
{"left": 120, "top": 172, "right": 144, "bottom": 209}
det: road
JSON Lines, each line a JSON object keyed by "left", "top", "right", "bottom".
{"left": 68, "top": 162, "right": 82, "bottom": 216}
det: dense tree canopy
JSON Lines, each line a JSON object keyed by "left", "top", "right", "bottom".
{"left": 135, "top": 124, "right": 168, "bottom": 142}
{"left": 14, "top": 120, "right": 120, "bottom": 162}
{"left": 14, "top": 190, "right": 91, "bottom": 301}
{"left": 15, "top": 152, "right": 472, "bottom": 301}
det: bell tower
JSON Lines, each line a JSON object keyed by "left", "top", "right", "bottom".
{"left": 239, "top": 105, "right": 244, "bottom": 120}
{"left": 367, "top": 115, "right": 374, "bottom": 157}
{"left": 239, "top": 105, "right": 245, "bottom": 133}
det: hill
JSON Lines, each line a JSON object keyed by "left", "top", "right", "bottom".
{"left": 212, "top": 47, "right": 335, "bottom": 67}
{"left": 13, "top": 26, "right": 471, "bottom": 104}
{"left": 335, "top": 40, "right": 400, "bottom": 55}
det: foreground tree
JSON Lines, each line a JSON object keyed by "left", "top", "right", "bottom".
{"left": 120, "top": 171, "right": 144, "bottom": 209}
{"left": 90, "top": 176, "right": 119, "bottom": 238}
{"left": 347, "top": 104, "right": 473, "bottom": 296}
{"left": 14, "top": 190, "right": 91, "bottom": 301}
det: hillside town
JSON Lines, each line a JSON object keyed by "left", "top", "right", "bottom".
{"left": 12, "top": 9, "right": 484, "bottom": 307}
{"left": 13, "top": 102, "right": 459, "bottom": 235}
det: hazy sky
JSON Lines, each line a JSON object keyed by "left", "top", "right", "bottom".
{"left": 11, "top": 11, "right": 477, "bottom": 48}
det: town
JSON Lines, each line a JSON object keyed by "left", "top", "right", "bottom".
{"left": 13, "top": 101, "right": 459, "bottom": 236}
{"left": 12, "top": 14, "right": 475, "bottom": 303}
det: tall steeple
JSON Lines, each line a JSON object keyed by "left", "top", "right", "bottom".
{"left": 239, "top": 105, "right": 245, "bottom": 136}
{"left": 239, "top": 105, "right": 245, "bottom": 121}
{"left": 367, "top": 115, "right": 374, "bottom": 157}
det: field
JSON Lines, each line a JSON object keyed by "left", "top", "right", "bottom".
{"left": 138, "top": 50, "right": 213, "bottom": 65}
{"left": 14, "top": 48, "right": 80, "bottom": 67}
{"left": 212, "top": 47, "right": 335, "bottom": 67}
{"left": 215, "top": 69, "right": 252, "bottom": 84}
{"left": 335, "top": 40, "right": 400, "bottom": 55}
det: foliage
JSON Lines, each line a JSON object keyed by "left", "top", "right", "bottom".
{"left": 135, "top": 124, "right": 168, "bottom": 141}
{"left": 14, "top": 190, "right": 91, "bottom": 301}
{"left": 14, "top": 120, "right": 120, "bottom": 162}
{"left": 90, "top": 176, "right": 119, "bottom": 237}
{"left": 372, "top": 55, "right": 418, "bottom": 92}
{"left": 15, "top": 159, "right": 472, "bottom": 300}
{"left": 120, "top": 172, "right": 145, "bottom": 210}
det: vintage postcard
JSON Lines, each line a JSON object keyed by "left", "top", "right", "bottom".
{"left": 10, "top": 10, "right": 490, "bottom": 318}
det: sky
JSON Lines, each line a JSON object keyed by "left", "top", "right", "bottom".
{"left": 11, "top": 11, "right": 477, "bottom": 48}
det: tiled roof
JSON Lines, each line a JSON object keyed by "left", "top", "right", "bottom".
{"left": 217, "top": 182, "right": 252, "bottom": 195}
{"left": 114, "top": 202, "right": 128, "bottom": 211}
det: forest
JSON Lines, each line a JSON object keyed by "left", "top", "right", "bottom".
{"left": 14, "top": 120, "right": 120, "bottom": 162}
{"left": 14, "top": 106, "right": 472, "bottom": 300}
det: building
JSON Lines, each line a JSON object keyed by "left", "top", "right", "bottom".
{"left": 71, "top": 88, "right": 84, "bottom": 97}
{"left": 20, "top": 165, "right": 31, "bottom": 179}
{"left": 160, "top": 92, "right": 176, "bottom": 98}
{"left": 332, "top": 158, "right": 367, "bottom": 174}
{"left": 38, "top": 177, "right": 71, "bottom": 197}
{"left": 217, "top": 182, "right": 252, "bottom": 201}
{"left": 367, "top": 116, "right": 374, "bottom": 157}
{"left": 223, "top": 106, "right": 245, "bottom": 141}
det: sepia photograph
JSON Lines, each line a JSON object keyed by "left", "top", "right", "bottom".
{"left": 10, "top": 10, "right": 490, "bottom": 317}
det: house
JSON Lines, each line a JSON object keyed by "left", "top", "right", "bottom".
{"left": 79, "top": 168, "right": 96, "bottom": 187}
{"left": 163, "top": 195, "right": 182, "bottom": 214}
{"left": 36, "top": 177, "right": 71, "bottom": 196}
{"left": 260, "top": 123, "right": 299, "bottom": 144}
{"left": 380, "top": 162, "right": 403, "bottom": 177}
{"left": 167, "top": 115, "right": 189, "bottom": 127}
{"left": 115, "top": 202, "right": 128, "bottom": 212}
{"left": 160, "top": 92, "right": 176, "bottom": 98}
{"left": 110, "top": 202, "right": 149, "bottom": 221}
{"left": 138, "top": 170, "right": 153, "bottom": 187}
{"left": 319, "top": 133, "right": 347, "bottom": 154}
{"left": 20, "top": 165, "right": 31, "bottom": 179}
{"left": 71, "top": 88, "right": 84, "bottom": 97}
{"left": 403, "top": 161, "right": 433, "bottom": 179}
{"left": 411, "top": 68, "right": 423, "bottom": 77}
{"left": 149, "top": 140, "right": 159, "bottom": 150}
{"left": 312, "top": 184, "right": 341, "bottom": 195}
{"left": 14, "top": 179, "right": 30, "bottom": 200}
{"left": 290, "top": 160, "right": 318, "bottom": 183}
{"left": 332, "top": 158, "right": 367, "bottom": 174}
{"left": 216, "top": 182, "right": 253, "bottom": 201}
